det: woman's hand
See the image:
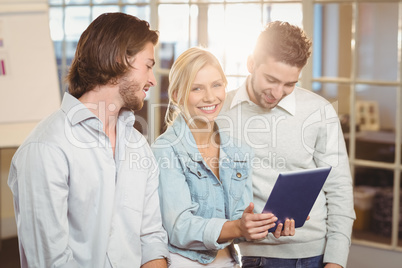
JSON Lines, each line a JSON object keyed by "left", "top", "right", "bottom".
{"left": 238, "top": 202, "right": 278, "bottom": 241}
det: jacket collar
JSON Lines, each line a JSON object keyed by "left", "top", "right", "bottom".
{"left": 170, "top": 115, "right": 247, "bottom": 162}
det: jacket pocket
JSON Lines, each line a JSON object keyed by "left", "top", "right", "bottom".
{"left": 185, "top": 161, "right": 209, "bottom": 200}
{"left": 229, "top": 164, "right": 249, "bottom": 200}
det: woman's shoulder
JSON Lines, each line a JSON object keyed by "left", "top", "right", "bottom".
{"left": 151, "top": 125, "right": 189, "bottom": 158}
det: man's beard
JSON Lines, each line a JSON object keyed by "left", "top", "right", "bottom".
{"left": 250, "top": 74, "right": 268, "bottom": 109}
{"left": 250, "top": 74, "right": 278, "bottom": 110}
{"left": 119, "top": 79, "right": 144, "bottom": 111}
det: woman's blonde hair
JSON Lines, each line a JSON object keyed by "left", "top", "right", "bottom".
{"left": 165, "top": 47, "right": 227, "bottom": 127}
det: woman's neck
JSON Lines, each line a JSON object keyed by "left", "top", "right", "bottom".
{"left": 189, "top": 121, "right": 217, "bottom": 146}
{"left": 189, "top": 121, "right": 221, "bottom": 179}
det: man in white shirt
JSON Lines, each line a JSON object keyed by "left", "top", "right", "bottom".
{"left": 8, "top": 12, "right": 169, "bottom": 268}
{"left": 218, "top": 21, "right": 355, "bottom": 268}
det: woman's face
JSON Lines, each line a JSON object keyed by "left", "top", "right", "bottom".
{"left": 186, "top": 64, "right": 226, "bottom": 127}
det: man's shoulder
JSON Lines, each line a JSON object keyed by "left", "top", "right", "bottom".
{"left": 12, "top": 110, "right": 70, "bottom": 164}
{"left": 225, "top": 89, "right": 238, "bottom": 105}
{"left": 226, "top": 88, "right": 238, "bottom": 100}
{"left": 294, "top": 87, "right": 330, "bottom": 105}
{"left": 21, "top": 109, "right": 66, "bottom": 146}
{"left": 220, "top": 88, "right": 240, "bottom": 116}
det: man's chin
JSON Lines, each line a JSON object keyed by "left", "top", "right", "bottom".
{"left": 124, "top": 102, "right": 143, "bottom": 111}
{"left": 133, "top": 104, "right": 144, "bottom": 111}
{"left": 259, "top": 100, "right": 277, "bottom": 110}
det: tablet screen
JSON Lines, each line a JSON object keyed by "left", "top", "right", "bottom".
{"left": 261, "top": 166, "right": 332, "bottom": 232}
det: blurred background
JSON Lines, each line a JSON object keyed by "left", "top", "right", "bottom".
{"left": 0, "top": 0, "right": 401, "bottom": 267}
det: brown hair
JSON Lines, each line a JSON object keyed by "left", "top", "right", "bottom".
{"left": 253, "top": 21, "right": 312, "bottom": 68}
{"left": 66, "top": 12, "right": 159, "bottom": 98}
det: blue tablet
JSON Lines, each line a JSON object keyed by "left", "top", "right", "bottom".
{"left": 262, "top": 166, "right": 332, "bottom": 232}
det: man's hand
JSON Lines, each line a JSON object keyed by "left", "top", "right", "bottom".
{"left": 273, "top": 219, "right": 295, "bottom": 238}
{"left": 141, "top": 258, "right": 168, "bottom": 268}
{"left": 272, "top": 215, "right": 311, "bottom": 238}
{"left": 239, "top": 202, "right": 278, "bottom": 240}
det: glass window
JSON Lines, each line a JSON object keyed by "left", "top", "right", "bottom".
{"left": 65, "top": 6, "right": 91, "bottom": 65}
{"left": 263, "top": 3, "right": 302, "bottom": 26}
{"left": 356, "top": 85, "right": 397, "bottom": 132}
{"left": 210, "top": 4, "right": 261, "bottom": 78}
{"left": 123, "top": 0, "right": 149, "bottom": 3}
{"left": 92, "top": 6, "right": 120, "bottom": 19}
{"left": 357, "top": 2, "right": 398, "bottom": 81}
{"left": 49, "top": 0, "right": 63, "bottom": 5}
{"left": 313, "top": 3, "right": 353, "bottom": 79}
{"left": 353, "top": 85, "right": 397, "bottom": 163}
{"left": 66, "top": 0, "right": 90, "bottom": 4}
{"left": 315, "top": 82, "right": 351, "bottom": 119}
{"left": 93, "top": 0, "right": 119, "bottom": 4}
{"left": 158, "top": 4, "right": 191, "bottom": 63}
{"left": 122, "top": 5, "right": 150, "bottom": 20}
{"left": 65, "top": 7, "right": 91, "bottom": 41}
{"left": 353, "top": 166, "right": 394, "bottom": 245}
{"left": 156, "top": 74, "right": 170, "bottom": 134}
{"left": 159, "top": 0, "right": 190, "bottom": 3}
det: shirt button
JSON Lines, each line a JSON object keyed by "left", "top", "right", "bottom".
{"left": 197, "top": 171, "right": 201, "bottom": 176}
{"left": 236, "top": 172, "right": 242, "bottom": 178}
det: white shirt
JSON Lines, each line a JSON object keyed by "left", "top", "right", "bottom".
{"left": 8, "top": 92, "right": 169, "bottom": 268}
{"left": 218, "top": 79, "right": 355, "bottom": 267}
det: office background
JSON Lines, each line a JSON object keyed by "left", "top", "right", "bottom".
{"left": 0, "top": 0, "right": 401, "bottom": 267}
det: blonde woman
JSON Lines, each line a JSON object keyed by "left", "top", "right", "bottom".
{"left": 151, "top": 47, "right": 294, "bottom": 268}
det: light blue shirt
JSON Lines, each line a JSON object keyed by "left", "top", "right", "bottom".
{"left": 151, "top": 115, "right": 253, "bottom": 264}
{"left": 8, "top": 92, "right": 169, "bottom": 268}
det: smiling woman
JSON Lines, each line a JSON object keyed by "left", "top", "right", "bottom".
{"left": 151, "top": 47, "right": 295, "bottom": 268}
{"left": 186, "top": 64, "right": 226, "bottom": 128}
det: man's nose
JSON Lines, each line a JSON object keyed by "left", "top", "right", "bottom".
{"left": 271, "top": 84, "right": 284, "bottom": 99}
{"left": 149, "top": 70, "right": 157, "bottom": 87}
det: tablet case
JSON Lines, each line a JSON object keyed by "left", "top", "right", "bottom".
{"left": 262, "top": 166, "right": 332, "bottom": 232}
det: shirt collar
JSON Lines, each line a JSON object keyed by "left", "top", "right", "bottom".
{"left": 229, "top": 79, "right": 254, "bottom": 109}
{"left": 61, "top": 92, "right": 135, "bottom": 126}
{"left": 277, "top": 89, "right": 296, "bottom": 116}
{"left": 229, "top": 76, "right": 296, "bottom": 116}
{"left": 62, "top": 92, "right": 97, "bottom": 125}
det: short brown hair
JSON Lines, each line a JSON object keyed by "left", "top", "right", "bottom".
{"left": 253, "top": 21, "right": 312, "bottom": 68}
{"left": 67, "top": 12, "right": 159, "bottom": 98}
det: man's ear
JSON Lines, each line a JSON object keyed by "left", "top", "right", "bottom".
{"left": 247, "top": 55, "right": 255, "bottom": 73}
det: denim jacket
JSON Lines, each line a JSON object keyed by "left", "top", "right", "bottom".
{"left": 151, "top": 115, "right": 253, "bottom": 264}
